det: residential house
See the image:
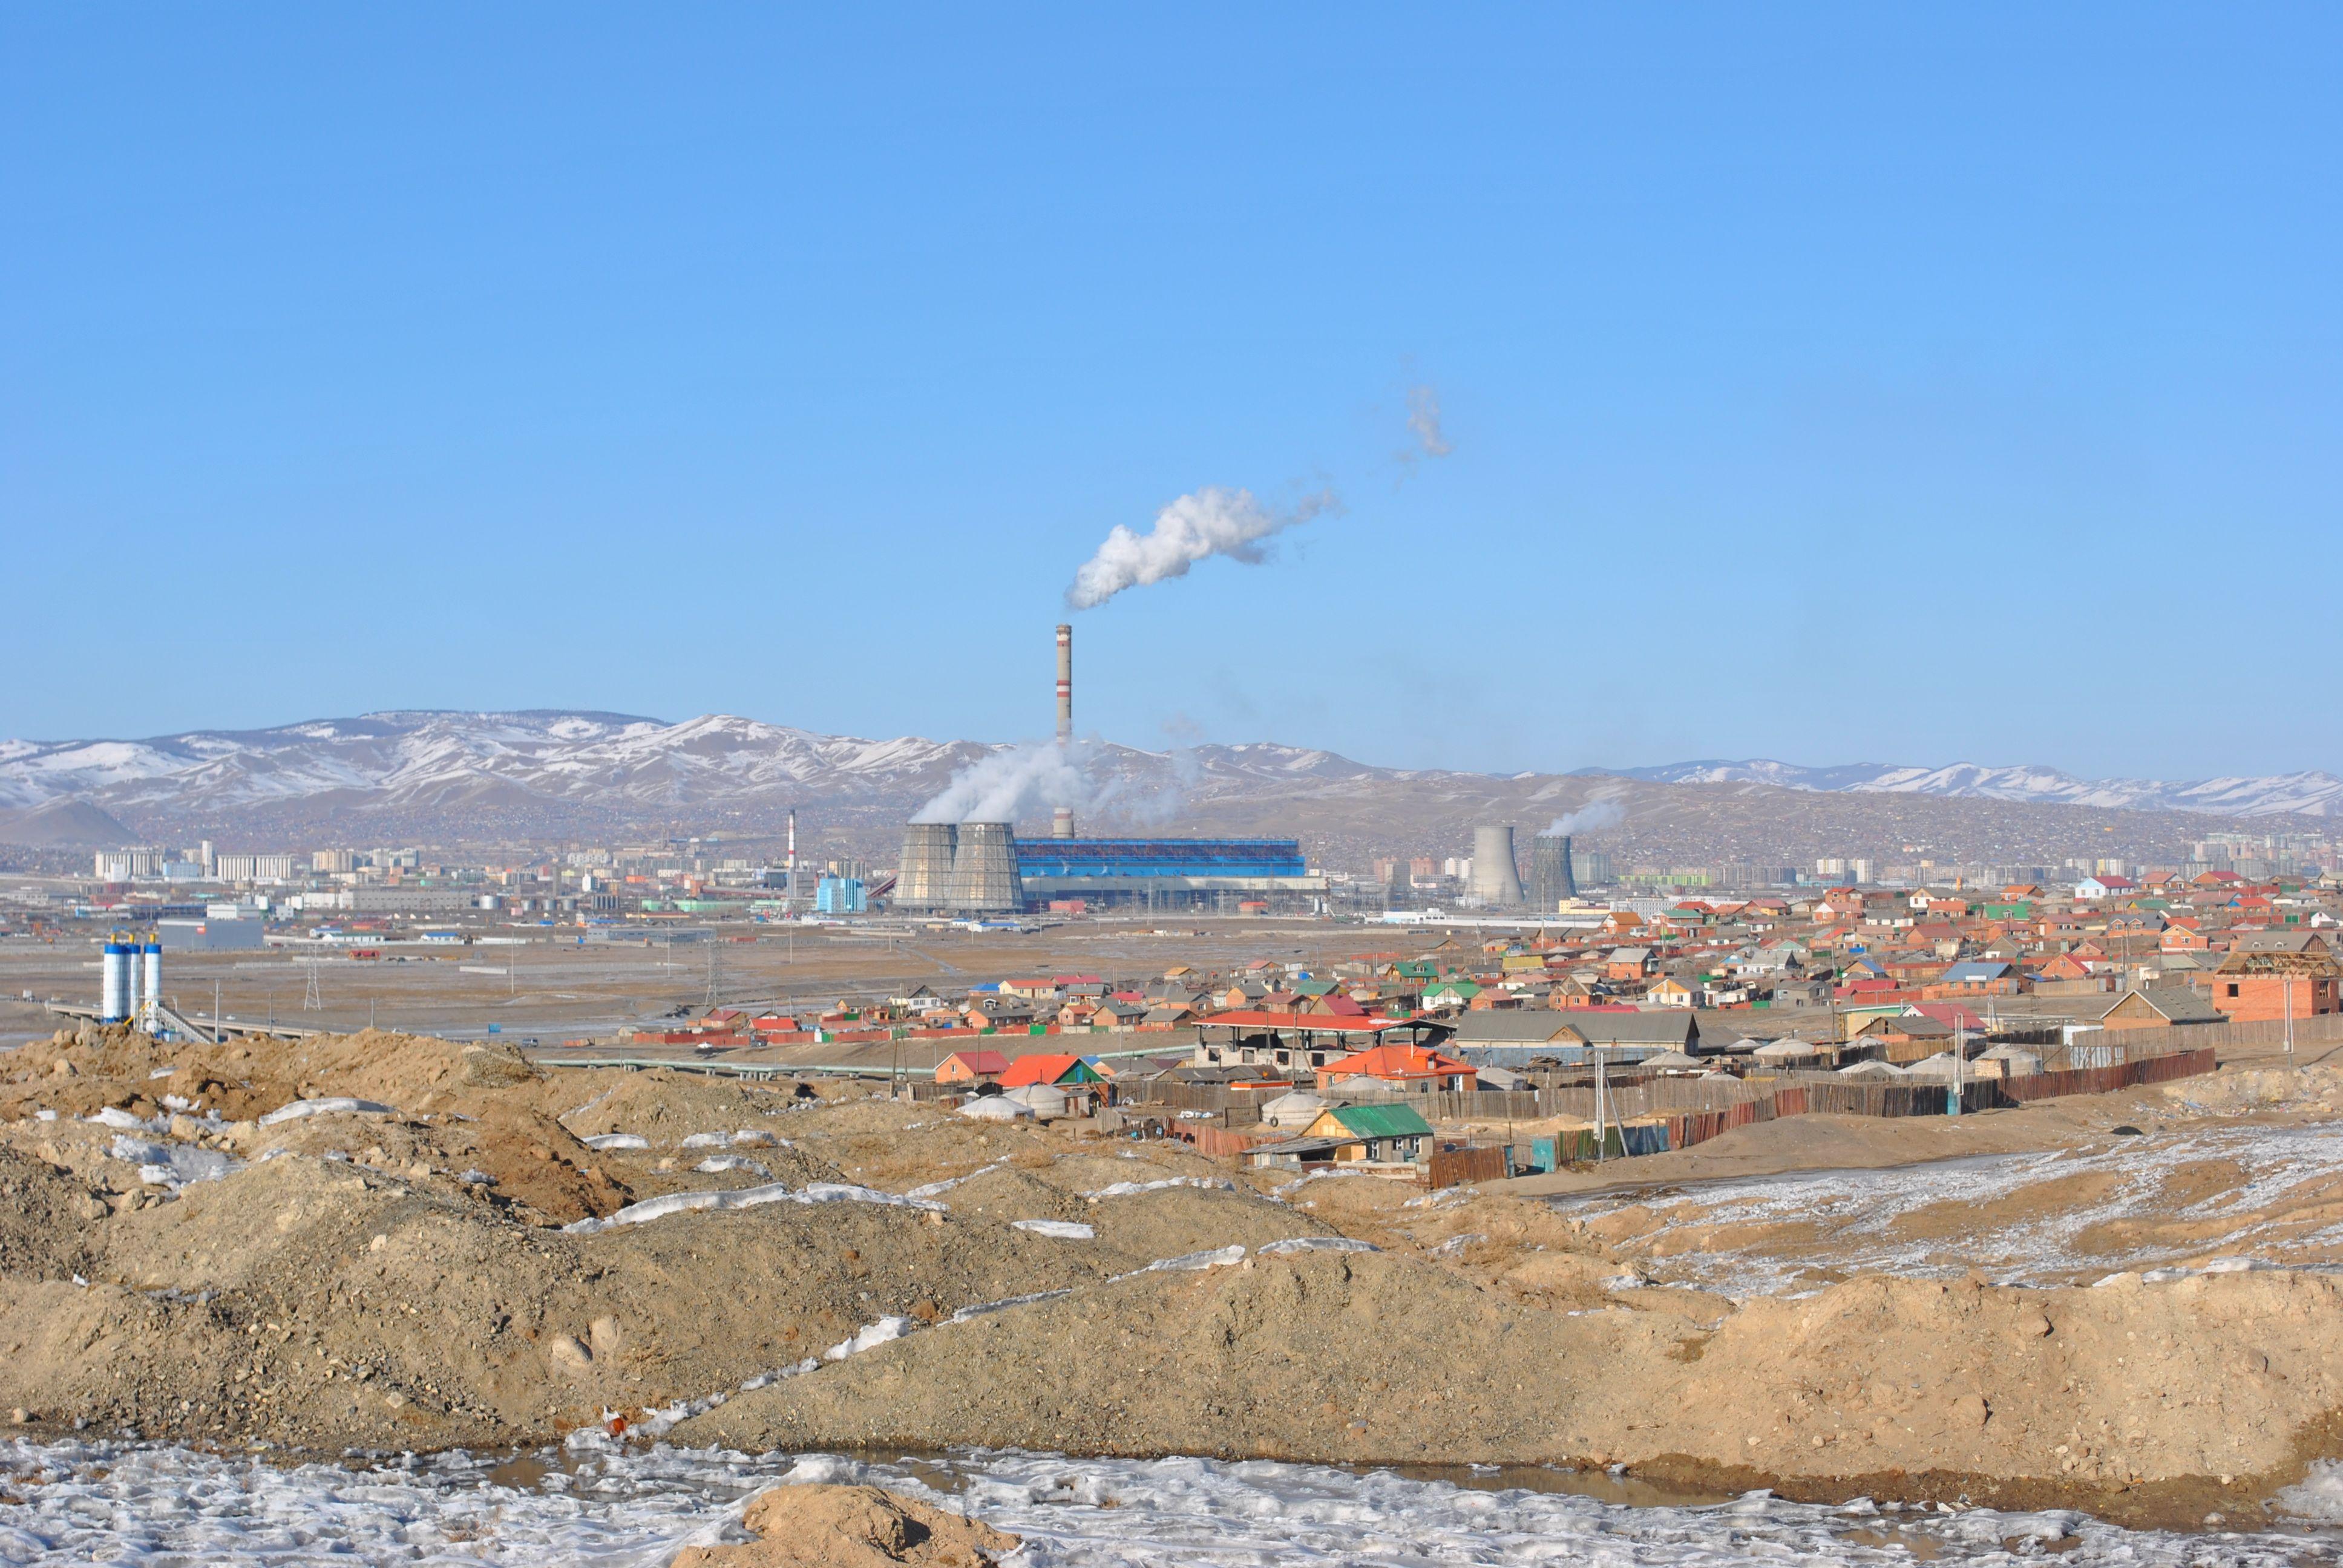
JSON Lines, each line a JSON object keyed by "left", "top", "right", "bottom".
{"left": 934, "top": 1049, "right": 1011, "bottom": 1086}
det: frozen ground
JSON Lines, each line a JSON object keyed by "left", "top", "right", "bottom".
{"left": 1558, "top": 1122, "right": 2343, "bottom": 1297}
{"left": 2, "top": 1439, "right": 2340, "bottom": 1567}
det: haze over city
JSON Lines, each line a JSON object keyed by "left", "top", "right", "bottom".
{"left": 6, "top": 10, "right": 2343, "bottom": 1567}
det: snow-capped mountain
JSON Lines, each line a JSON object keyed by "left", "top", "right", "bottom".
{"left": 1603, "top": 759, "right": 2343, "bottom": 818}
{"left": 4, "top": 711, "right": 2335, "bottom": 850}
{"left": 0, "top": 710, "right": 1397, "bottom": 841}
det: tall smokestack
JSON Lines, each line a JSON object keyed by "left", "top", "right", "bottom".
{"left": 786, "top": 808, "right": 799, "bottom": 904}
{"left": 1052, "top": 622, "right": 1075, "bottom": 840}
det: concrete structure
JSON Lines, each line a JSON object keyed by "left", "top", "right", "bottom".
{"left": 894, "top": 823, "right": 957, "bottom": 912}
{"left": 1468, "top": 825, "right": 1526, "bottom": 907}
{"left": 1529, "top": 832, "right": 1576, "bottom": 909}
{"left": 1053, "top": 622, "right": 1075, "bottom": 840}
{"left": 948, "top": 822, "right": 1024, "bottom": 913}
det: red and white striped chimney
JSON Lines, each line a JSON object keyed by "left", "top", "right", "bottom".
{"left": 1053, "top": 622, "right": 1075, "bottom": 839}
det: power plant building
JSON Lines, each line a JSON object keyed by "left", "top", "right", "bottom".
{"left": 1017, "top": 836, "right": 1323, "bottom": 910}
{"left": 896, "top": 823, "right": 1325, "bottom": 913}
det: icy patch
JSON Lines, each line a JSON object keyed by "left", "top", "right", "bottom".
{"left": 948, "top": 1289, "right": 1074, "bottom": 1324}
{"left": 908, "top": 1158, "right": 1006, "bottom": 1199}
{"left": 564, "top": 1181, "right": 942, "bottom": 1235}
{"left": 1257, "top": 1236, "right": 1378, "bottom": 1256}
{"left": 258, "top": 1097, "right": 394, "bottom": 1128}
{"left": 1432, "top": 1232, "right": 1489, "bottom": 1256}
{"left": 824, "top": 1316, "right": 914, "bottom": 1361}
{"left": 108, "top": 1136, "right": 231, "bottom": 1188}
{"left": 2275, "top": 1459, "right": 2343, "bottom": 1521}
{"left": 0, "top": 1439, "right": 2324, "bottom": 1568}
{"left": 582, "top": 1133, "right": 650, "bottom": 1151}
{"left": 1083, "top": 1176, "right": 1234, "bottom": 1198}
{"left": 1556, "top": 1123, "right": 2343, "bottom": 1296}
{"left": 1115, "top": 1244, "right": 1247, "bottom": 1279}
{"left": 87, "top": 1107, "right": 165, "bottom": 1134}
{"left": 680, "top": 1129, "right": 781, "bottom": 1150}
{"left": 1012, "top": 1220, "right": 1095, "bottom": 1240}
{"left": 692, "top": 1155, "right": 772, "bottom": 1178}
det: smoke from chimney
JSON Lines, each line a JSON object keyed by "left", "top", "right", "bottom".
{"left": 1064, "top": 485, "right": 1340, "bottom": 611}
{"left": 1539, "top": 799, "right": 1624, "bottom": 837}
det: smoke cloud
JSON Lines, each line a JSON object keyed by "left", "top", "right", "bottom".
{"left": 911, "top": 740, "right": 1100, "bottom": 825}
{"left": 1065, "top": 485, "right": 1340, "bottom": 611}
{"left": 1539, "top": 799, "right": 1624, "bottom": 837}
{"left": 910, "top": 737, "right": 1207, "bottom": 829}
{"left": 1404, "top": 384, "right": 1453, "bottom": 460}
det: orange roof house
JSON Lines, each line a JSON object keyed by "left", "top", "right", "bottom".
{"left": 1317, "top": 1043, "right": 1476, "bottom": 1094}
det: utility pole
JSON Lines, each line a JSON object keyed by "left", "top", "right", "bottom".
{"left": 1950, "top": 1014, "right": 1965, "bottom": 1117}
{"left": 2286, "top": 973, "right": 2296, "bottom": 1070}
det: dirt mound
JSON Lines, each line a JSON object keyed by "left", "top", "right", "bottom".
{"left": 0, "top": 1145, "right": 1135, "bottom": 1451}
{"left": 0, "top": 1146, "right": 101, "bottom": 1279}
{"left": 548, "top": 1070, "right": 816, "bottom": 1141}
{"left": 0, "top": 1026, "right": 546, "bottom": 1128}
{"left": 686, "top": 1247, "right": 2343, "bottom": 1520}
{"left": 673, "top": 1485, "right": 1016, "bottom": 1568}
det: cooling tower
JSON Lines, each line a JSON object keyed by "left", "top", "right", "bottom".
{"left": 896, "top": 823, "right": 958, "bottom": 912}
{"left": 1469, "top": 825, "right": 1527, "bottom": 907}
{"left": 1530, "top": 834, "right": 1576, "bottom": 909}
{"left": 949, "top": 822, "right": 1024, "bottom": 913}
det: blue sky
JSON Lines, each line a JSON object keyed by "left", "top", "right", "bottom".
{"left": 4, "top": 7, "right": 2336, "bottom": 779}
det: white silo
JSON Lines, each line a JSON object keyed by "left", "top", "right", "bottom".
{"left": 141, "top": 941, "right": 164, "bottom": 1030}
{"left": 100, "top": 942, "right": 132, "bottom": 1024}
{"left": 1468, "top": 826, "right": 1527, "bottom": 907}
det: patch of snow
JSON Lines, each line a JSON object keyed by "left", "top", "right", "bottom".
{"left": 258, "top": 1097, "right": 393, "bottom": 1128}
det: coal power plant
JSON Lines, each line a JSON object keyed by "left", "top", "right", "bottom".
{"left": 893, "top": 624, "right": 1328, "bottom": 915}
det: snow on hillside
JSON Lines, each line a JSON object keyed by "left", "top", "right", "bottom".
{"left": 1610, "top": 758, "right": 2343, "bottom": 818}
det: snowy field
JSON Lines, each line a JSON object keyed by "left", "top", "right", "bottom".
{"left": 5, "top": 1439, "right": 2342, "bottom": 1567}
{"left": 1558, "top": 1123, "right": 2343, "bottom": 1296}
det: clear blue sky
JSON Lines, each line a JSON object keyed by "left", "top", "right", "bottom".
{"left": 4, "top": 7, "right": 2336, "bottom": 779}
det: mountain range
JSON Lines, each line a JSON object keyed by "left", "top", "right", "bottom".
{"left": 0, "top": 712, "right": 2330, "bottom": 861}
{"left": 1601, "top": 759, "right": 2343, "bottom": 820}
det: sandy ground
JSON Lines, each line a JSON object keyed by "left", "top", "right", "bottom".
{"left": 6, "top": 1016, "right": 2343, "bottom": 1529}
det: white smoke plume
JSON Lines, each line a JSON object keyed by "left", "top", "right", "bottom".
{"left": 1539, "top": 799, "right": 1624, "bottom": 838}
{"left": 1065, "top": 485, "right": 1340, "bottom": 611}
{"left": 911, "top": 740, "right": 1101, "bottom": 825}
{"left": 1404, "top": 384, "right": 1452, "bottom": 459}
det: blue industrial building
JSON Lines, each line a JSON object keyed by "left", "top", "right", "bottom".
{"left": 1014, "top": 837, "right": 1323, "bottom": 911}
